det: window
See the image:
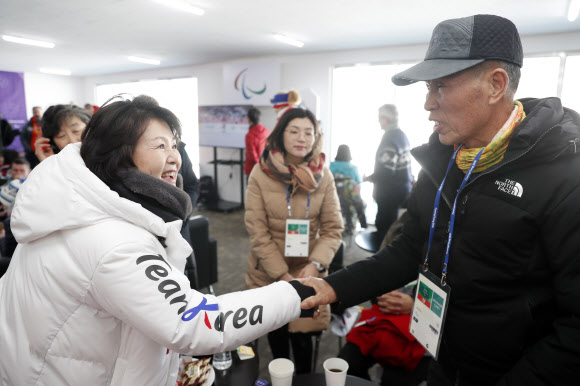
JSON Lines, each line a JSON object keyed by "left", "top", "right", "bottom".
{"left": 515, "top": 57, "right": 561, "bottom": 100}
{"left": 561, "top": 55, "right": 580, "bottom": 113}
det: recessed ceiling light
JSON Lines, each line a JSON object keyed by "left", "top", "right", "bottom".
{"left": 273, "top": 34, "right": 304, "bottom": 48}
{"left": 568, "top": 0, "right": 580, "bottom": 22}
{"left": 2, "top": 35, "right": 55, "bottom": 48}
{"left": 152, "top": 0, "right": 204, "bottom": 16}
{"left": 128, "top": 56, "right": 161, "bottom": 65}
{"left": 39, "top": 68, "right": 71, "bottom": 76}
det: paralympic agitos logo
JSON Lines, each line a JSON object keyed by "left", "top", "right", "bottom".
{"left": 136, "top": 254, "right": 263, "bottom": 331}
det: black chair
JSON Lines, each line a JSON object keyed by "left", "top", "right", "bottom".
{"left": 311, "top": 241, "right": 345, "bottom": 372}
{"left": 185, "top": 215, "right": 218, "bottom": 295}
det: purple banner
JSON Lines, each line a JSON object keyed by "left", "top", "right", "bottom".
{"left": 0, "top": 71, "right": 26, "bottom": 152}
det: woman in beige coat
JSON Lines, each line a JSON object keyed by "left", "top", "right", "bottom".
{"left": 245, "top": 107, "right": 343, "bottom": 373}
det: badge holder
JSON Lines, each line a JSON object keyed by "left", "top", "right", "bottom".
{"left": 409, "top": 267, "right": 450, "bottom": 360}
{"left": 284, "top": 219, "right": 310, "bottom": 257}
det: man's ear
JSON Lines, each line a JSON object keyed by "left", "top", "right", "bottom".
{"left": 488, "top": 68, "right": 509, "bottom": 105}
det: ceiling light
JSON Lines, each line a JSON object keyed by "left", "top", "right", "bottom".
{"left": 2, "top": 35, "right": 55, "bottom": 48}
{"left": 39, "top": 68, "right": 71, "bottom": 76}
{"left": 128, "top": 56, "right": 161, "bottom": 65}
{"left": 273, "top": 34, "right": 304, "bottom": 48}
{"left": 152, "top": 0, "right": 204, "bottom": 16}
{"left": 569, "top": 0, "right": 580, "bottom": 21}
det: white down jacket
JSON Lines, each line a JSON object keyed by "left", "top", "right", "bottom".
{"left": 0, "top": 143, "right": 302, "bottom": 385}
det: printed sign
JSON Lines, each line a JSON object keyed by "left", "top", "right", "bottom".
{"left": 223, "top": 62, "right": 281, "bottom": 105}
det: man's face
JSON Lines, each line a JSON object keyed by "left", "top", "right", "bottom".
{"left": 378, "top": 116, "right": 389, "bottom": 130}
{"left": 424, "top": 67, "right": 493, "bottom": 149}
{"left": 32, "top": 108, "right": 42, "bottom": 119}
{"left": 11, "top": 164, "right": 29, "bottom": 180}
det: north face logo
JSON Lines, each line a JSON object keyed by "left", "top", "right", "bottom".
{"left": 495, "top": 179, "right": 523, "bottom": 197}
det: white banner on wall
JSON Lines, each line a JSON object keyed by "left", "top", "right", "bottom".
{"left": 223, "top": 61, "right": 280, "bottom": 105}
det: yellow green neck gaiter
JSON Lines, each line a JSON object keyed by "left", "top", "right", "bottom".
{"left": 456, "top": 100, "right": 526, "bottom": 173}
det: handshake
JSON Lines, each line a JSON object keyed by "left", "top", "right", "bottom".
{"left": 291, "top": 277, "right": 338, "bottom": 319}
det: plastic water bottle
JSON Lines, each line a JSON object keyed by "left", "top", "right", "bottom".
{"left": 212, "top": 351, "right": 232, "bottom": 370}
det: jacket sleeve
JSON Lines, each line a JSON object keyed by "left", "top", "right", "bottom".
{"left": 89, "top": 240, "right": 303, "bottom": 356}
{"left": 179, "top": 144, "right": 200, "bottom": 206}
{"left": 325, "top": 178, "right": 425, "bottom": 306}
{"left": 309, "top": 172, "right": 344, "bottom": 268}
{"left": 497, "top": 185, "right": 580, "bottom": 385}
{"left": 244, "top": 167, "right": 289, "bottom": 280}
{"left": 244, "top": 133, "right": 256, "bottom": 174}
{"left": 20, "top": 123, "right": 33, "bottom": 153}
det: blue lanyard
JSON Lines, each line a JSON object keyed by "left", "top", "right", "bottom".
{"left": 286, "top": 185, "right": 310, "bottom": 218}
{"left": 424, "top": 145, "right": 484, "bottom": 286}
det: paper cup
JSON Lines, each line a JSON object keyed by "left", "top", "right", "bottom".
{"left": 323, "top": 357, "right": 348, "bottom": 386}
{"left": 268, "top": 358, "right": 294, "bottom": 386}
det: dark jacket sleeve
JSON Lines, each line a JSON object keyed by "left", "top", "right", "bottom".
{"left": 20, "top": 122, "right": 33, "bottom": 153}
{"left": 325, "top": 182, "right": 425, "bottom": 306}
{"left": 179, "top": 143, "right": 200, "bottom": 207}
{"left": 497, "top": 184, "right": 580, "bottom": 385}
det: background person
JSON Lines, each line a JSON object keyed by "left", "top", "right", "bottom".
{"left": 300, "top": 14, "right": 580, "bottom": 385}
{"left": 330, "top": 144, "right": 367, "bottom": 232}
{"left": 244, "top": 107, "right": 270, "bottom": 178}
{"left": 0, "top": 95, "right": 316, "bottom": 385}
{"left": 365, "top": 104, "right": 413, "bottom": 244}
{"left": 19, "top": 106, "right": 43, "bottom": 168}
{"left": 245, "top": 107, "right": 343, "bottom": 374}
{"left": 34, "top": 104, "right": 91, "bottom": 163}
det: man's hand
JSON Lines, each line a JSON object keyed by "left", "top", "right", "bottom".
{"left": 34, "top": 137, "right": 54, "bottom": 162}
{"left": 298, "top": 263, "right": 319, "bottom": 279}
{"left": 376, "top": 290, "right": 413, "bottom": 315}
{"left": 297, "top": 277, "right": 337, "bottom": 319}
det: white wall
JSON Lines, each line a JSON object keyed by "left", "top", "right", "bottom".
{"left": 22, "top": 29, "right": 580, "bottom": 203}
{"left": 23, "top": 72, "right": 85, "bottom": 117}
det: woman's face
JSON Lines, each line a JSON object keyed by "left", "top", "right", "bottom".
{"left": 53, "top": 116, "right": 86, "bottom": 150}
{"left": 283, "top": 117, "right": 315, "bottom": 160}
{"left": 132, "top": 118, "right": 181, "bottom": 185}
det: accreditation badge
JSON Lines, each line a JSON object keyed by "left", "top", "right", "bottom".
{"left": 409, "top": 269, "right": 450, "bottom": 359}
{"left": 284, "top": 219, "right": 309, "bottom": 257}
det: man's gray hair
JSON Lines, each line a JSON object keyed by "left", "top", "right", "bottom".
{"left": 378, "top": 104, "right": 398, "bottom": 128}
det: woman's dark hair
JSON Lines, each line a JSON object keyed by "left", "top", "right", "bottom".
{"left": 265, "top": 108, "right": 320, "bottom": 160}
{"left": 2, "top": 149, "right": 19, "bottom": 165}
{"left": 80, "top": 94, "right": 181, "bottom": 187}
{"left": 335, "top": 144, "right": 352, "bottom": 162}
{"left": 42, "top": 104, "right": 92, "bottom": 153}
{"left": 247, "top": 107, "right": 261, "bottom": 125}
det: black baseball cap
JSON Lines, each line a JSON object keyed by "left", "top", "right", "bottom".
{"left": 392, "top": 15, "right": 523, "bottom": 86}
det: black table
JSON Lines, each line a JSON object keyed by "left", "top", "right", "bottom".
{"left": 292, "top": 373, "right": 376, "bottom": 385}
{"left": 354, "top": 231, "right": 382, "bottom": 253}
{"left": 213, "top": 349, "right": 259, "bottom": 386}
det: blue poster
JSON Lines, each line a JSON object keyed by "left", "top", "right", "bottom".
{"left": 0, "top": 71, "right": 26, "bottom": 152}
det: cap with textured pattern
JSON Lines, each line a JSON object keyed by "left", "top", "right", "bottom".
{"left": 392, "top": 15, "right": 523, "bottom": 86}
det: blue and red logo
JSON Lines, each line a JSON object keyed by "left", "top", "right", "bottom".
{"left": 234, "top": 68, "right": 267, "bottom": 100}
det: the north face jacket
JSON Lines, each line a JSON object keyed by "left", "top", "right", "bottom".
{"left": 0, "top": 143, "right": 304, "bottom": 385}
{"left": 326, "top": 97, "right": 580, "bottom": 385}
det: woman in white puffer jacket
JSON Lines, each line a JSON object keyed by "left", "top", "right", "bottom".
{"left": 0, "top": 95, "right": 314, "bottom": 385}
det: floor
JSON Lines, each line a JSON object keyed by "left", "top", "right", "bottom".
{"left": 194, "top": 206, "right": 376, "bottom": 381}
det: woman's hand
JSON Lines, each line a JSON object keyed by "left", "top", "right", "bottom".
{"left": 297, "top": 277, "right": 337, "bottom": 319}
{"left": 298, "top": 262, "right": 319, "bottom": 279}
{"left": 376, "top": 290, "right": 413, "bottom": 315}
{"left": 280, "top": 272, "right": 295, "bottom": 282}
{"left": 34, "top": 137, "right": 55, "bottom": 162}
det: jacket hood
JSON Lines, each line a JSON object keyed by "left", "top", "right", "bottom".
{"left": 11, "top": 143, "right": 190, "bottom": 256}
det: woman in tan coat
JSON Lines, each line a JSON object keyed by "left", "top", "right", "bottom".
{"left": 245, "top": 108, "right": 343, "bottom": 373}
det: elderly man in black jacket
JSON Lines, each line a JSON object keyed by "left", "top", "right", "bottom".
{"left": 300, "top": 14, "right": 580, "bottom": 386}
